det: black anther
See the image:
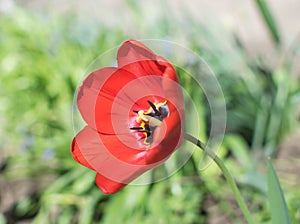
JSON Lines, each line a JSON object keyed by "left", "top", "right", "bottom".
{"left": 147, "top": 100, "right": 161, "bottom": 115}
{"left": 130, "top": 127, "right": 143, "bottom": 130}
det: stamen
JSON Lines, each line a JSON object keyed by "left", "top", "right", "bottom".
{"left": 147, "top": 100, "right": 161, "bottom": 115}
{"left": 130, "top": 127, "right": 144, "bottom": 130}
{"left": 138, "top": 130, "right": 151, "bottom": 138}
{"left": 138, "top": 110, "right": 149, "bottom": 122}
{"left": 138, "top": 130, "right": 151, "bottom": 134}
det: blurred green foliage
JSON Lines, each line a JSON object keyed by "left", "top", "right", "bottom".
{"left": 0, "top": 2, "right": 300, "bottom": 224}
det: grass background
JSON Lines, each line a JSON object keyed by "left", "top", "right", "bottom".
{"left": 1, "top": 1, "right": 300, "bottom": 223}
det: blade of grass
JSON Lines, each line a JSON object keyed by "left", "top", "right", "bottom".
{"left": 265, "top": 69, "right": 290, "bottom": 156}
{"left": 254, "top": 0, "right": 281, "bottom": 46}
{"left": 267, "top": 159, "right": 291, "bottom": 224}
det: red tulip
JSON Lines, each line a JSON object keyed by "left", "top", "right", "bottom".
{"left": 71, "top": 40, "right": 184, "bottom": 194}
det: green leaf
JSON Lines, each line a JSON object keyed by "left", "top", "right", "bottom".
{"left": 267, "top": 160, "right": 291, "bottom": 224}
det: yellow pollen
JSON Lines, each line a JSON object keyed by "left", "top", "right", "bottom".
{"left": 137, "top": 110, "right": 149, "bottom": 122}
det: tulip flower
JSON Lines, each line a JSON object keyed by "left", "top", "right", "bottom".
{"left": 71, "top": 40, "right": 184, "bottom": 194}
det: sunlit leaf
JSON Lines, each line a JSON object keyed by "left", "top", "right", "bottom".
{"left": 267, "top": 160, "right": 292, "bottom": 224}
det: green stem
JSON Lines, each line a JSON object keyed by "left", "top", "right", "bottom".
{"left": 184, "top": 133, "right": 254, "bottom": 224}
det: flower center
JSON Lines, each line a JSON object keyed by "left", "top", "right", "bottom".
{"left": 130, "top": 100, "right": 169, "bottom": 145}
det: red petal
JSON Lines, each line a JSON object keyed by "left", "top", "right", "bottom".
{"left": 117, "top": 40, "right": 177, "bottom": 81}
{"left": 71, "top": 138, "right": 95, "bottom": 170}
{"left": 95, "top": 173, "right": 126, "bottom": 194}
{"left": 93, "top": 68, "right": 137, "bottom": 134}
{"left": 71, "top": 126, "right": 109, "bottom": 170}
{"left": 117, "top": 39, "right": 156, "bottom": 68}
{"left": 77, "top": 67, "right": 117, "bottom": 128}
